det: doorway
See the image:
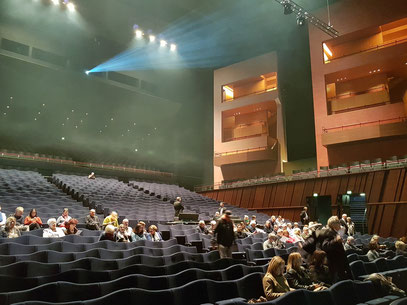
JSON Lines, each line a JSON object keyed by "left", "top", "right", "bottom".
{"left": 307, "top": 195, "right": 332, "bottom": 225}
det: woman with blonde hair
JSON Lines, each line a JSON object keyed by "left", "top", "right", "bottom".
{"left": 0, "top": 217, "right": 21, "bottom": 238}
{"left": 146, "top": 225, "right": 162, "bottom": 242}
{"left": 285, "top": 252, "right": 326, "bottom": 291}
{"left": 262, "top": 256, "right": 292, "bottom": 300}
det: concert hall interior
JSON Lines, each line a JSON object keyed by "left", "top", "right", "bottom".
{"left": 0, "top": 0, "right": 407, "bottom": 304}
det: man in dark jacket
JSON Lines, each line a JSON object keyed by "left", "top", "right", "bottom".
{"left": 300, "top": 207, "right": 309, "bottom": 225}
{"left": 321, "top": 216, "right": 351, "bottom": 282}
{"left": 214, "top": 210, "right": 235, "bottom": 258}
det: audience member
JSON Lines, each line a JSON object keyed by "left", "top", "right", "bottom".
{"left": 99, "top": 225, "right": 116, "bottom": 241}
{"left": 292, "top": 228, "right": 304, "bottom": 243}
{"left": 309, "top": 250, "right": 333, "bottom": 286}
{"left": 218, "top": 202, "right": 226, "bottom": 215}
{"left": 251, "top": 215, "right": 257, "bottom": 224}
{"left": 340, "top": 214, "right": 348, "bottom": 233}
{"left": 263, "top": 256, "right": 292, "bottom": 300}
{"left": 116, "top": 224, "right": 130, "bottom": 242}
{"left": 273, "top": 224, "right": 279, "bottom": 234}
{"left": 122, "top": 219, "right": 133, "bottom": 237}
{"left": 275, "top": 215, "right": 284, "bottom": 227}
{"left": 214, "top": 210, "right": 235, "bottom": 258}
{"left": 0, "top": 205, "right": 6, "bottom": 227}
{"left": 300, "top": 207, "right": 309, "bottom": 225}
{"left": 213, "top": 212, "right": 220, "bottom": 220}
{"left": 88, "top": 172, "right": 96, "bottom": 179}
{"left": 132, "top": 224, "right": 146, "bottom": 241}
{"left": 85, "top": 209, "right": 101, "bottom": 230}
{"left": 138, "top": 221, "right": 147, "bottom": 234}
{"left": 173, "top": 197, "right": 184, "bottom": 218}
{"left": 269, "top": 215, "right": 276, "bottom": 227}
{"left": 9, "top": 207, "right": 29, "bottom": 231}
{"left": 208, "top": 220, "right": 217, "bottom": 236}
{"left": 370, "top": 235, "right": 386, "bottom": 250}
{"left": 343, "top": 236, "right": 363, "bottom": 254}
{"left": 236, "top": 223, "right": 248, "bottom": 239}
{"left": 320, "top": 216, "right": 351, "bottom": 282}
{"left": 243, "top": 215, "right": 250, "bottom": 226}
{"left": 24, "top": 208, "right": 43, "bottom": 231}
{"left": 248, "top": 221, "right": 257, "bottom": 233}
{"left": 103, "top": 211, "right": 119, "bottom": 228}
{"left": 285, "top": 252, "right": 326, "bottom": 291}
{"left": 56, "top": 208, "right": 72, "bottom": 227}
{"left": 280, "top": 230, "right": 295, "bottom": 243}
{"left": 196, "top": 220, "right": 209, "bottom": 234}
{"left": 263, "top": 233, "right": 284, "bottom": 250}
{"left": 0, "top": 216, "right": 21, "bottom": 238}
{"left": 301, "top": 226, "right": 311, "bottom": 240}
{"left": 293, "top": 222, "right": 299, "bottom": 229}
{"left": 263, "top": 220, "right": 273, "bottom": 234}
{"left": 395, "top": 241, "right": 407, "bottom": 256}
{"left": 346, "top": 217, "right": 355, "bottom": 236}
{"left": 43, "top": 218, "right": 65, "bottom": 238}
{"left": 65, "top": 218, "right": 79, "bottom": 235}
{"left": 367, "top": 241, "right": 381, "bottom": 261}
{"left": 146, "top": 225, "right": 162, "bottom": 242}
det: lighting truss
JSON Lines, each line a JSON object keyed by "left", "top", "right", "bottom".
{"left": 274, "top": 0, "right": 339, "bottom": 38}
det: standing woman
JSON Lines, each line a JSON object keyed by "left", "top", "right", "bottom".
{"left": 346, "top": 217, "right": 355, "bottom": 236}
{"left": 24, "top": 209, "right": 43, "bottom": 231}
{"left": 263, "top": 256, "right": 292, "bottom": 301}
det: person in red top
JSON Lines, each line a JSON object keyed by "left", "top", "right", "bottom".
{"left": 24, "top": 209, "right": 43, "bottom": 231}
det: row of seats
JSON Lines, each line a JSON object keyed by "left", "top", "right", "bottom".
{"left": 349, "top": 255, "right": 407, "bottom": 279}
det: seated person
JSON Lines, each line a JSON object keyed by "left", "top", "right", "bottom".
{"left": 65, "top": 218, "right": 80, "bottom": 235}
{"left": 138, "top": 221, "right": 147, "bottom": 234}
{"left": 218, "top": 202, "right": 226, "bottom": 215}
{"left": 88, "top": 172, "right": 96, "bottom": 179}
{"left": 132, "top": 224, "right": 146, "bottom": 241}
{"left": 248, "top": 221, "right": 257, "bottom": 233}
{"left": 309, "top": 250, "right": 332, "bottom": 286}
{"left": 263, "top": 220, "right": 273, "bottom": 234}
{"left": 280, "top": 230, "right": 295, "bottom": 243}
{"left": 263, "top": 256, "right": 292, "bottom": 300}
{"left": 395, "top": 241, "right": 407, "bottom": 256}
{"left": 285, "top": 252, "right": 327, "bottom": 291}
{"left": 263, "top": 233, "right": 284, "bottom": 250}
{"left": 85, "top": 209, "right": 101, "bottom": 230}
{"left": 196, "top": 220, "right": 209, "bottom": 234}
{"left": 122, "top": 219, "right": 133, "bottom": 238}
{"left": 0, "top": 217, "right": 21, "bottom": 238}
{"left": 367, "top": 241, "right": 381, "bottom": 261}
{"left": 9, "top": 207, "right": 29, "bottom": 231}
{"left": 116, "top": 224, "right": 130, "bottom": 242}
{"left": 293, "top": 222, "right": 300, "bottom": 229}
{"left": 208, "top": 220, "right": 217, "bottom": 236}
{"left": 213, "top": 212, "right": 221, "bottom": 220}
{"left": 24, "top": 209, "right": 43, "bottom": 231}
{"left": 146, "top": 225, "right": 162, "bottom": 242}
{"left": 273, "top": 224, "right": 279, "bottom": 234}
{"left": 56, "top": 208, "right": 71, "bottom": 227}
{"left": 43, "top": 218, "right": 65, "bottom": 238}
{"left": 343, "top": 236, "right": 363, "bottom": 254}
{"left": 370, "top": 235, "right": 386, "bottom": 250}
{"left": 275, "top": 215, "right": 284, "bottom": 227}
{"left": 292, "top": 228, "right": 304, "bottom": 243}
{"left": 103, "top": 211, "right": 119, "bottom": 229}
{"left": 243, "top": 215, "right": 250, "bottom": 226}
{"left": 0, "top": 205, "right": 7, "bottom": 227}
{"left": 173, "top": 197, "right": 184, "bottom": 218}
{"left": 301, "top": 226, "right": 311, "bottom": 240}
{"left": 236, "top": 223, "right": 249, "bottom": 239}
{"left": 251, "top": 215, "right": 257, "bottom": 224}
{"left": 99, "top": 225, "right": 116, "bottom": 242}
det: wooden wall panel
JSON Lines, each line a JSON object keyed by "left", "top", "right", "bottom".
{"left": 382, "top": 169, "right": 401, "bottom": 202}
{"left": 200, "top": 168, "right": 407, "bottom": 237}
{"left": 253, "top": 186, "right": 267, "bottom": 208}
{"left": 370, "top": 171, "right": 385, "bottom": 202}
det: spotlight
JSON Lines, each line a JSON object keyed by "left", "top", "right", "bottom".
{"left": 149, "top": 35, "right": 156, "bottom": 42}
{"left": 160, "top": 40, "right": 167, "bottom": 47}
{"left": 360, "top": 193, "right": 366, "bottom": 197}
{"left": 313, "top": 193, "right": 318, "bottom": 197}
{"left": 67, "top": 2, "right": 75, "bottom": 12}
{"left": 283, "top": 2, "right": 293, "bottom": 15}
{"left": 170, "top": 44, "right": 177, "bottom": 51}
{"left": 347, "top": 190, "right": 352, "bottom": 195}
{"left": 85, "top": 70, "right": 90, "bottom": 75}
{"left": 135, "top": 29, "right": 144, "bottom": 39}
{"left": 297, "top": 16, "right": 306, "bottom": 26}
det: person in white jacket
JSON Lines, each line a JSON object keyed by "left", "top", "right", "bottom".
{"left": 43, "top": 218, "right": 65, "bottom": 238}
{"left": 0, "top": 205, "right": 6, "bottom": 227}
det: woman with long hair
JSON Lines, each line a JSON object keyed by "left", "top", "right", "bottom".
{"left": 65, "top": 218, "right": 79, "bottom": 235}
{"left": 285, "top": 252, "right": 327, "bottom": 291}
{"left": 0, "top": 217, "right": 21, "bottom": 238}
{"left": 262, "top": 256, "right": 292, "bottom": 300}
{"left": 309, "top": 250, "right": 332, "bottom": 286}
{"left": 24, "top": 209, "right": 43, "bottom": 231}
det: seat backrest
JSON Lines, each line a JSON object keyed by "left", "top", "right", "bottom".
{"left": 330, "top": 279, "right": 358, "bottom": 305}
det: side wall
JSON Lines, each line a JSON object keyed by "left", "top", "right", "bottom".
{"left": 200, "top": 168, "right": 407, "bottom": 237}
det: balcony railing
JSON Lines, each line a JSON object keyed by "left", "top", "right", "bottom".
{"left": 325, "top": 37, "right": 407, "bottom": 63}
{"left": 322, "top": 116, "right": 407, "bottom": 133}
